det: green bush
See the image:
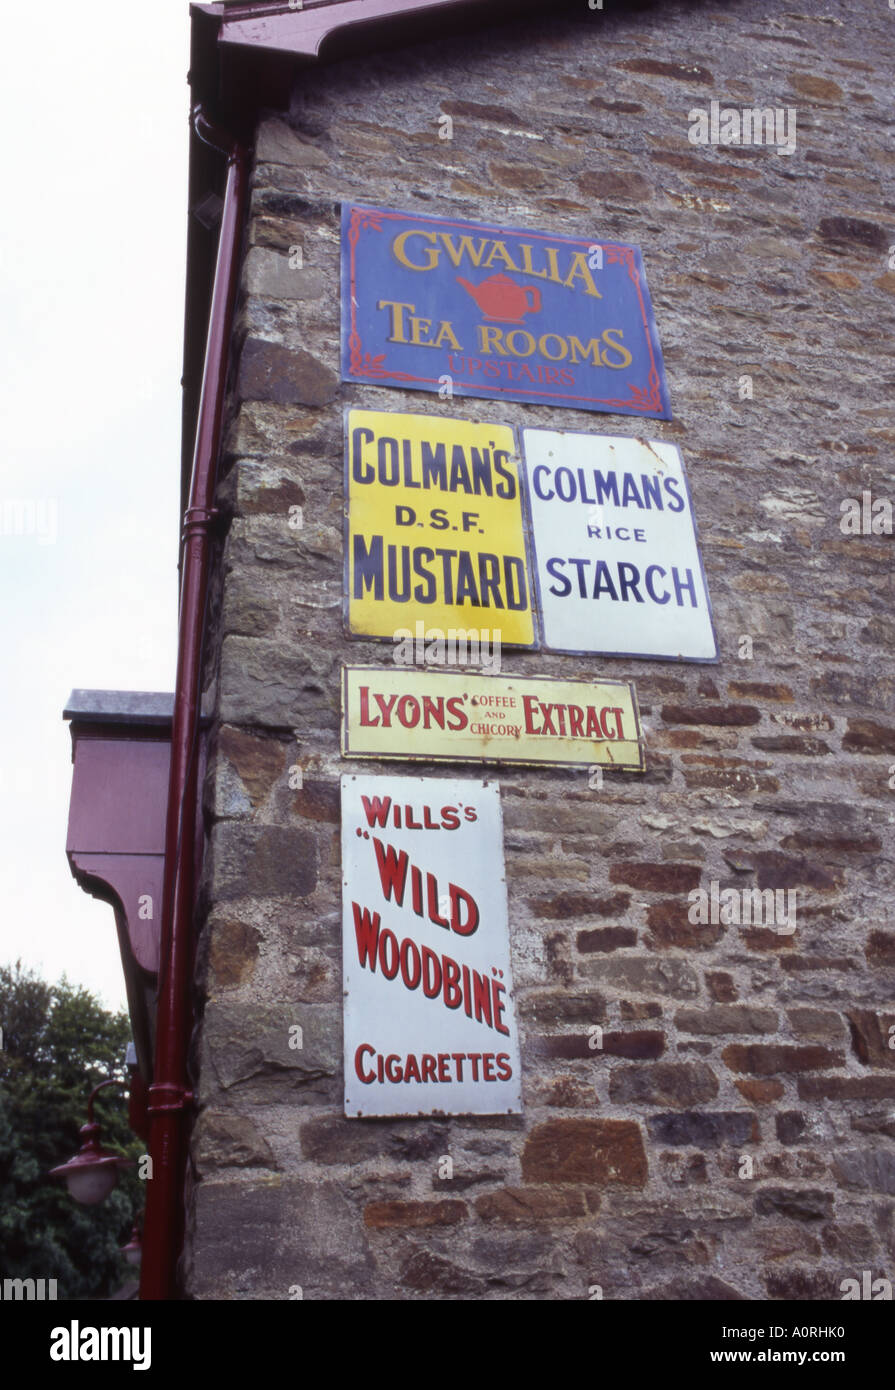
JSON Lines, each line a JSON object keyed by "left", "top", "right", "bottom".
{"left": 0, "top": 962, "right": 142, "bottom": 1299}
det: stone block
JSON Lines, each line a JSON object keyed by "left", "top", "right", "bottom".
{"left": 521, "top": 1119, "right": 647, "bottom": 1186}
{"left": 609, "top": 1062, "right": 719, "bottom": 1108}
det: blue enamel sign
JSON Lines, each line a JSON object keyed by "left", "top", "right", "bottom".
{"left": 341, "top": 203, "right": 670, "bottom": 419}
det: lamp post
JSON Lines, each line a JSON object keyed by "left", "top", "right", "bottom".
{"left": 49, "top": 1078, "right": 132, "bottom": 1205}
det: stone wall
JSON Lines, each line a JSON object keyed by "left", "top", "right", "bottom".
{"left": 185, "top": 0, "right": 895, "bottom": 1300}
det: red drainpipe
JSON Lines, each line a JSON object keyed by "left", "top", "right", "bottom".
{"left": 139, "top": 108, "right": 249, "bottom": 1301}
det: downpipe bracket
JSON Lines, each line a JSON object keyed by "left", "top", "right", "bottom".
{"left": 147, "top": 1083, "right": 195, "bottom": 1118}
{"left": 182, "top": 505, "right": 220, "bottom": 540}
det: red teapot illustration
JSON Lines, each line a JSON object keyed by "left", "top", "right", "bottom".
{"left": 456, "top": 273, "right": 542, "bottom": 323}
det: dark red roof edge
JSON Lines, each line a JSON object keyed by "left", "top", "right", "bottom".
{"left": 199, "top": 0, "right": 491, "bottom": 60}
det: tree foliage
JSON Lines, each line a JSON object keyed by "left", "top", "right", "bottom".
{"left": 0, "top": 962, "right": 142, "bottom": 1299}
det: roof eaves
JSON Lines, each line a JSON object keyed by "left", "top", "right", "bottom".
{"left": 207, "top": 0, "right": 483, "bottom": 60}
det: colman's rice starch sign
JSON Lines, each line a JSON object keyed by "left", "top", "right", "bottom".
{"left": 522, "top": 430, "right": 717, "bottom": 661}
{"left": 341, "top": 203, "right": 670, "bottom": 418}
{"left": 341, "top": 774, "right": 521, "bottom": 1116}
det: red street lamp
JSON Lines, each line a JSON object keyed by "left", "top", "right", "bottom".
{"left": 120, "top": 1219, "right": 143, "bottom": 1268}
{"left": 49, "top": 1079, "right": 132, "bottom": 1205}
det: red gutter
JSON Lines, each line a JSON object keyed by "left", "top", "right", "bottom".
{"left": 139, "top": 108, "right": 249, "bottom": 1301}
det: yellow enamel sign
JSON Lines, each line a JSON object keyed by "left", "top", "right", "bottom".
{"left": 342, "top": 666, "right": 644, "bottom": 771}
{"left": 344, "top": 409, "right": 535, "bottom": 646}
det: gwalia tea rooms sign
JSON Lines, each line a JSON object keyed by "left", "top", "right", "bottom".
{"left": 341, "top": 203, "right": 670, "bottom": 419}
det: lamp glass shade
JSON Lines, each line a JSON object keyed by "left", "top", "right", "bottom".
{"left": 64, "top": 1163, "right": 120, "bottom": 1205}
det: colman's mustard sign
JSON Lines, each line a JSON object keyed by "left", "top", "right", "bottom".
{"left": 345, "top": 408, "right": 535, "bottom": 646}
{"left": 340, "top": 203, "right": 670, "bottom": 418}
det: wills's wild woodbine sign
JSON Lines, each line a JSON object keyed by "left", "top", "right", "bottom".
{"left": 341, "top": 774, "right": 521, "bottom": 1117}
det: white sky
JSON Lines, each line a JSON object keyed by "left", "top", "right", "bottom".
{"left": 1, "top": 3, "right": 191, "bottom": 1010}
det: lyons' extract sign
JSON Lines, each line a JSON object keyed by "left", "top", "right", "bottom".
{"left": 521, "top": 430, "right": 718, "bottom": 661}
{"left": 344, "top": 408, "right": 535, "bottom": 646}
{"left": 341, "top": 203, "right": 670, "bottom": 419}
{"left": 342, "top": 666, "right": 645, "bottom": 771}
{"left": 341, "top": 774, "right": 521, "bottom": 1117}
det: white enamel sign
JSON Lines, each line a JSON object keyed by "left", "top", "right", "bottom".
{"left": 341, "top": 773, "right": 522, "bottom": 1117}
{"left": 521, "top": 430, "right": 717, "bottom": 661}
